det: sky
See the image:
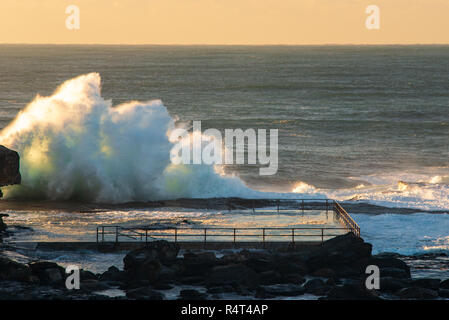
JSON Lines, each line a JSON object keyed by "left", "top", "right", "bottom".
{"left": 0, "top": 0, "right": 448, "bottom": 45}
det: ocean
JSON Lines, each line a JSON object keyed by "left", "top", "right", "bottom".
{"left": 0, "top": 45, "right": 448, "bottom": 275}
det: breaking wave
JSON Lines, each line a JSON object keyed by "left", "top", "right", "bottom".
{"left": 0, "top": 73, "right": 260, "bottom": 203}
{"left": 292, "top": 170, "right": 449, "bottom": 211}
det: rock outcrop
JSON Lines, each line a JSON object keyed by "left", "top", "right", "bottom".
{"left": 0, "top": 145, "right": 21, "bottom": 188}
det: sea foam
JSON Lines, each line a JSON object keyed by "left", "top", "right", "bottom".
{"left": 0, "top": 73, "right": 258, "bottom": 202}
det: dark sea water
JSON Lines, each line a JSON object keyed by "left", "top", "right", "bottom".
{"left": 0, "top": 45, "right": 448, "bottom": 262}
{"left": 1, "top": 45, "right": 448, "bottom": 195}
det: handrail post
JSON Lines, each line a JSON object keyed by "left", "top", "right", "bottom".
{"left": 204, "top": 228, "right": 207, "bottom": 245}
{"left": 292, "top": 228, "right": 295, "bottom": 244}
{"left": 233, "top": 228, "right": 236, "bottom": 244}
{"left": 102, "top": 226, "right": 104, "bottom": 242}
{"left": 321, "top": 228, "right": 324, "bottom": 244}
{"left": 174, "top": 228, "right": 177, "bottom": 243}
{"left": 115, "top": 226, "right": 118, "bottom": 243}
{"left": 262, "top": 228, "right": 265, "bottom": 247}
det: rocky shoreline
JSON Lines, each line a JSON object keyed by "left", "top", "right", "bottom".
{"left": 1, "top": 214, "right": 448, "bottom": 300}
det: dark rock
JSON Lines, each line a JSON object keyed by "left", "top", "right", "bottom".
{"left": 244, "top": 258, "right": 272, "bottom": 273}
{"left": 440, "top": 279, "right": 449, "bottom": 289}
{"left": 258, "top": 270, "right": 283, "bottom": 285}
{"left": 123, "top": 243, "right": 180, "bottom": 283}
{"left": 179, "top": 289, "right": 207, "bottom": 300}
{"left": 259, "top": 284, "right": 305, "bottom": 297}
{"left": 0, "top": 256, "right": 31, "bottom": 282}
{"left": 306, "top": 233, "right": 372, "bottom": 271}
{"left": 0, "top": 145, "right": 21, "bottom": 187}
{"left": 397, "top": 287, "right": 438, "bottom": 299}
{"left": 312, "top": 268, "right": 336, "bottom": 279}
{"left": 99, "top": 266, "right": 124, "bottom": 282}
{"left": 151, "top": 283, "right": 173, "bottom": 290}
{"left": 177, "top": 276, "right": 205, "bottom": 286}
{"left": 325, "top": 283, "right": 381, "bottom": 300}
{"left": 126, "top": 287, "right": 164, "bottom": 300}
{"left": 304, "top": 278, "right": 331, "bottom": 295}
{"left": 220, "top": 252, "right": 247, "bottom": 264}
{"left": 80, "top": 269, "right": 97, "bottom": 280}
{"left": 192, "top": 251, "right": 216, "bottom": 262}
{"left": 207, "top": 264, "right": 258, "bottom": 287}
{"left": 207, "top": 285, "right": 235, "bottom": 294}
{"left": 123, "top": 241, "right": 179, "bottom": 268}
{"left": 439, "top": 289, "right": 449, "bottom": 298}
{"left": 412, "top": 278, "right": 441, "bottom": 291}
{"left": 379, "top": 277, "right": 411, "bottom": 292}
{"left": 358, "top": 256, "right": 411, "bottom": 278}
{"left": 332, "top": 265, "right": 360, "bottom": 278}
{"left": 28, "top": 261, "right": 65, "bottom": 285}
{"left": 181, "top": 260, "right": 216, "bottom": 277}
{"left": 80, "top": 279, "right": 110, "bottom": 292}
{"left": 128, "top": 259, "right": 161, "bottom": 283}
{"left": 274, "top": 261, "right": 307, "bottom": 275}
{"left": 282, "top": 273, "right": 306, "bottom": 285}
{"left": 380, "top": 267, "right": 410, "bottom": 279}
{"left": 0, "top": 214, "right": 8, "bottom": 232}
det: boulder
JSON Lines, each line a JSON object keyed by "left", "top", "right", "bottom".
{"left": 126, "top": 259, "right": 161, "bottom": 283}
{"left": 80, "top": 279, "right": 111, "bottom": 292}
{"left": 28, "top": 261, "right": 66, "bottom": 285}
{"left": 258, "top": 270, "right": 283, "bottom": 285}
{"left": 126, "top": 287, "right": 164, "bottom": 300}
{"left": 0, "top": 214, "right": 8, "bottom": 232}
{"left": 304, "top": 278, "right": 331, "bottom": 295}
{"left": 306, "top": 233, "right": 372, "bottom": 272}
{"left": 357, "top": 256, "right": 411, "bottom": 278}
{"left": 397, "top": 287, "right": 438, "bottom": 299}
{"left": 207, "top": 264, "right": 259, "bottom": 287}
{"left": 259, "top": 284, "right": 305, "bottom": 297}
{"left": 99, "top": 266, "right": 124, "bottom": 282}
{"left": 179, "top": 289, "right": 207, "bottom": 300}
{"left": 80, "top": 269, "right": 97, "bottom": 281}
{"left": 412, "top": 278, "right": 441, "bottom": 291}
{"left": 0, "top": 256, "right": 31, "bottom": 282}
{"left": 312, "top": 268, "right": 336, "bottom": 279}
{"left": 123, "top": 241, "right": 180, "bottom": 267}
{"left": 379, "top": 277, "right": 411, "bottom": 292}
{"left": 325, "top": 283, "right": 381, "bottom": 300}
{"left": 439, "top": 289, "right": 449, "bottom": 298}
{"left": 184, "top": 251, "right": 216, "bottom": 262}
{"left": 207, "top": 285, "right": 235, "bottom": 294}
{"left": 123, "top": 241, "right": 179, "bottom": 283}
{"left": 0, "top": 145, "right": 21, "bottom": 187}
{"left": 440, "top": 279, "right": 449, "bottom": 289}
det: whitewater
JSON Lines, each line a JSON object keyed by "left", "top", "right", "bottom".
{"left": 0, "top": 73, "right": 447, "bottom": 213}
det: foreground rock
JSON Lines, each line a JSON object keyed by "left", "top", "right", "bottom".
{"left": 2, "top": 233, "right": 448, "bottom": 300}
{"left": 0, "top": 145, "right": 21, "bottom": 187}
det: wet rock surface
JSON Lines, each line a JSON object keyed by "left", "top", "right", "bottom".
{"left": 1, "top": 233, "right": 448, "bottom": 300}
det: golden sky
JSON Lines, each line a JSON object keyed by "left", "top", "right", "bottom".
{"left": 0, "top": 0, "right": 448, "bottom": 44}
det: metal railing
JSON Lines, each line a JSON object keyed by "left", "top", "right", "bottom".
{"left": 96, "top": 226, "right": 351, "bottom": 244}
{"left": 96, "top": 199, "right": 361, "bottom": 244}
{"left": 334, "top": 201, "right": 360, "bottom": 237}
